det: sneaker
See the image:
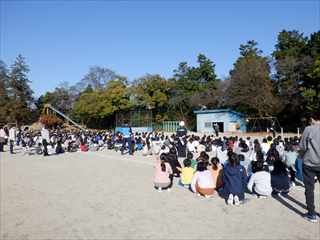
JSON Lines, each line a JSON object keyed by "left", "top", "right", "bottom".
{"left": 303, "top": 213, "right": 318, "bottom": 223}
{"left": 227, "top": 194, "right": 234, "bottom": 205}
{"left": 234, "top": 195, "right": 240, "bottom": 206}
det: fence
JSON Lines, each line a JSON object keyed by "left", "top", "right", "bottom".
{"left": 154, "top": 121, "right": 179, "bottom": 132}
{"left": 115, "top": 110, "right": 153, "bottom": 128}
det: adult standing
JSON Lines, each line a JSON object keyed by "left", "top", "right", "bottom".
{"left": 16, "top": 127, "right": 22, "bottom": 146}
{"left": 270, "top": 121, "right": 276, "bottom": 138}
{"left": 41, "top": 125, "right": 50, "bottom": 156}
{"left": 213, "top": 123, "right": 219, "bottom": 137}
{"left": 121, "top": 124, "right": 133, "bottom": 155}
{"left": 176, "top": 121, "right": 187, "bottom": 158}
{"left": 299, "top": 112, "right": 320, "bottom": 223}
{"left": 8, "top": 125, "right": 16, "bottom": 154}
{"left": 0, "top": 126, "right": 7, "bottom": 152}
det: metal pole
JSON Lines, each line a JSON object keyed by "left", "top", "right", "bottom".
{"left": 297, "top": 128, "right": 300, "bottom": 138}
{"left": 281, "top": 128, "right": 284, "bottom": 139}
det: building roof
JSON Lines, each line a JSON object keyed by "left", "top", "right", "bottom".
{"left": 193, "top": 108, "right": 246, "bottom": 117}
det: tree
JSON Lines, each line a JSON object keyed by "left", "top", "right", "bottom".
{"left": 226, "top": 41, "right": 280, "bottom": 117}
{"left": 71, "top": 90, "right": 101, "bottom": 126}
{"left": 169, "top": 54, "right": 219, "bottom": 126}
{"left": 304, "top": 58, "right": 320, "bottom": 112}
{"left": 7, "top": 55, "right": 34, "bottom": 124}
{"left": 41, "top": 86, "right": 73, "bottom": 114}
{"left": 303, "top": 31, "right": 320, "bottom": 113}
{"left": 75, "top": 66, "right": 119, "bottom": 92}
{"left": 72, "top": 78, "right": 132, "bottom": 128}
{"left": 99, "top": 79, "right": 132, "bottom": 117}
{"left": 0, "top": 60, "right": 10, "bottom": 123}
{"left": 272, "top": 30, "right": 318, "bottom": 128}
{"left": 131, "top": 74, "right": 173, "bottom": 123}
{"left": 273, "top": 30, "right": 309, "bottom": 103}
{"left": 239, "top": 40, "right": 262, "bottom": 57}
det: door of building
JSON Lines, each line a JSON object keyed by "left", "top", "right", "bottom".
{"left": 212, "top": 122, "right": 224, "bottom": 132}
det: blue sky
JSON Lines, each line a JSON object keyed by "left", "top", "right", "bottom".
{"left": 1, "top": 0, "right": 319, "bottom": 97}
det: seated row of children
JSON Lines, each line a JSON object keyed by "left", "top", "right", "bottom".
{"left": 153, "top": 149, "right": 291, "bottom": 205}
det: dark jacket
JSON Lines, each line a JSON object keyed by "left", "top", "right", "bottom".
{"left": 176, "top": 127, "right": 187, "bottom": 138}
{"left": 271, "top": 173, "right": 290, "bottom": 192}
{"left": 165, "top": 153, "right": 182, "bottom": 176}
{"left": 222, "top": 164, "right": 247, "bottom": 200}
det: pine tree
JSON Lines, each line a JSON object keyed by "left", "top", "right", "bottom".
{"left": 226, "top": 41, "right": 280, "bottom": 117}
{"left": 8, "top": 54, "right": 34, "bottom": 124}
{"left": 0, "top": 60, "right": 10, "bottom": 123}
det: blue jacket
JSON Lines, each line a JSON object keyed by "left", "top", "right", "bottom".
{"left": 121, "top": 127, "right": 132, "bottom": 138}
{"left": 222, "top": 164, "right": 247, "bottom": 200}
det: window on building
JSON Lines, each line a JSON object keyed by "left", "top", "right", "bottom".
{"left": 204, "top": 122, "right": 212, "bottom": 128}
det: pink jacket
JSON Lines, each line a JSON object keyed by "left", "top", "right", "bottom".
{"left": 153, "top": 157, "right": 173, "bottom": 184}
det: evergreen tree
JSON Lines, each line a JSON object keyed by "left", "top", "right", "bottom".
{"left": 0, "top": 60, "right": 10, "bottom": 123}
{"left": 169, "top": 54, "right": 219, "bottom": 126}
{"left": 272, "top": 30, "right": 318, "bottom": 128}
{"left": 226, "top": 41, "right": 280, "bottom": 117}
{"left": 8, "top": 54, "right": 34, "bottom": 124}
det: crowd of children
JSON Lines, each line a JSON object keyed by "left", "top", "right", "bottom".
{"left": 153, "top": 134, "right": 305, "bottom": 206}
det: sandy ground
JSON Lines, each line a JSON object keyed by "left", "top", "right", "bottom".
{"left": 0, "top": 147, "right": 319, "bottom": 240}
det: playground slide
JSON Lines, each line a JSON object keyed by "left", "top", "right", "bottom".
{"left": 46, "top": 104, "right": 85, "bottom": 131}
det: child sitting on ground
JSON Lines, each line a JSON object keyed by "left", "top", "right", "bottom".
{"left": 153, "top": 154, "right": 173, "bottom": 192}
{"left": 177, "top": 158, "right": 195, "bottom": 188}
{"left": 187, "top": 152, "right": 197, "bottom": 170}
{"left": 210, "top": 157, "right": 223, "bottom": 191}
{"left": 191, "top": 161, "right": 215, "bottom": 198}
{"left": 271, "top": 159, "right": 290, "bottom": 196}
{"left": 197, "top": 151, "right": 210, "bottom": 165}
{"left": 222, "top": 152, "right": 247, "bottom": 205}
{"left": 247, "top": 160, "right": 272, "bottom": 198}
{"left": 165, "top": 147, "right": 182, "bottom": 177}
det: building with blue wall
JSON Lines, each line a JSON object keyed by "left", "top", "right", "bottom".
{"left": 194, "top": 109, "right": 247, "bottom": 133}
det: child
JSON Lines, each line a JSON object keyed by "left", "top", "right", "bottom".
{"left": 210, "top": 157, "right": 223, "bottom": 190}
{"left": 177, "top": 159, "right": 195, "bottom": 188}
{"left": 247, "top": 160, "right": 272, "bottom": 198}
{"left": 191, "top": 161, "right": 215, "bottom": 197}
{"left": 187, "top": 152, "right": 197, "bottom": 170}
{"left": 222, "top": 153, "right": 247, "bottom": 205}
{"left": 197, "top": 151, "right": 209, "bottom": 164}
{"left": 165, "top": 148, "right": 182, "bottom": 177}
{"left": 283, "top": 144, "right": 298, "bottom": 186}
{"left": 217, "top": 144, "right": 229, "bottom": 166}
{"left": 271, "top": 160, "right": 290, "bottom": 195}
{"left": 154, "top": 154, "right": 173, "bottom": 192}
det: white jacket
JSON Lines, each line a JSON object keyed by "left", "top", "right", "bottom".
{"left": 9, "top": 128, "right": 16, "bottom": 141}
{"left": 247, "top": 171, "right": 272, "bottom": 196}
{"left": 191, "top": 170, "right": 214, "bottom": 192}
{"left": 41, "top": 128, "right": 50, "bottom": 142}
{"left": 0, "top": 129, "right": 7, "bottom": 138}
